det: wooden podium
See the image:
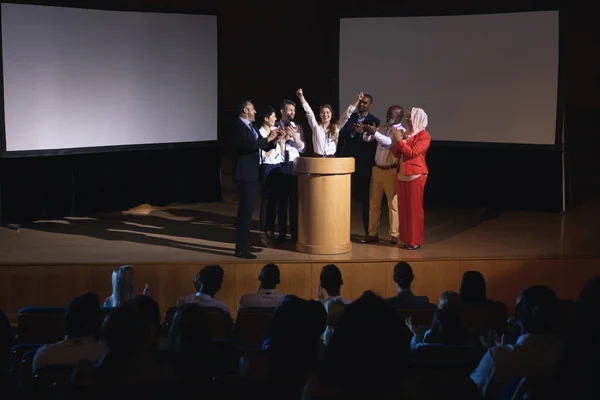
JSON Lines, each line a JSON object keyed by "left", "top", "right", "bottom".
{"left": 294, "top": 157, "right": 355, "bottom": 254}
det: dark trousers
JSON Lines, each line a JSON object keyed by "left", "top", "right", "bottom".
{"left": 259, "top": 164, "right": 282, "bottom": 233}
{"left": 279, "top": 165, "right": 298, "bottom": 241}
{"left": 352, "top": 172, "right": 372, "bottom": 235}
{"left": 235, "top": 180, "right": 259, "bottom": 253}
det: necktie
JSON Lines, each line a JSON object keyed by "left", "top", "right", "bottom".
{"left": 249, "top": 124, "right": 258, "bottom": 140}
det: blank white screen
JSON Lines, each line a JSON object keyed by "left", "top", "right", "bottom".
{"left": 339, "top": 11, "right": 559, "bottom": 145}
{"left": 1, "top": 4, "right": 217, "bottom": 152}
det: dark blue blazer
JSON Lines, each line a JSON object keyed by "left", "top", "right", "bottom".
{"left": 231, "top": 118, "right": 276, "bottom": 182}
{"left": 337, "top": 112, "right": 381, "bottom": 174}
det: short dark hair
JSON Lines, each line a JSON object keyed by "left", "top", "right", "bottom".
{"left": 65, "top": 292, "right": 100, "bottom": 338}
{"left": 393, "top": 262, "right": 414, "bottom": 289}
{"left": 280, "top": 99, "right": 296, "bottom": 110}
{"left": 196, "top": 265, "right": 225, "bottom": 290}
{"left": 237, "top": 100, "right": 252, "bottom": 116}
{"left": 260, "top": 106, "right": 276, "bottom": 124}
{"left": 363, "top": 94, "right": 374, "bottom": 104}
{"left": 389, "top": 105, "right": 405, "bottom": 120}
{"left": 259, "top": 263, "right": 281, "bottom": 288}
{"left": 320, "top": 264, "right": 343, "bottom": 294}
{"left": 516, "top": 285, "right": 560, "bottom": 334}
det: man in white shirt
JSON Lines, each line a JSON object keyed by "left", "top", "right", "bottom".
{"left": 470, "top": 285, "right": 563, "bottom": 399}
{"left": 362, "top": 106, "right": 405, "bottom": 245}
{"left": 275, "top": 99, "right": 305, "bottom": 243}
{"left": 32, "top": 292, "right": 106, "bottom": 372}
{"left": 238, "top": 263, "right": 286, "bottom": 310}
{"left": 176, "top": 265, "right": 232, "bottom": 320}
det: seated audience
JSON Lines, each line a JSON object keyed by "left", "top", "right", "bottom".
{"left": 238, "top": 263, "right": 286, "bottom": 310}
{"left": 386, "top": 261, "right": 436, "bottom": 309}
{"left": 303, "top": 291, "right": 409, "bottom": 399}
{"left": 169, "top": 303, "right": 233, "bottom": 376}
{"left": 560, "top": 277, "right": 600, "bottom": 399}
{"left": 460, "top": 270, "right": 508, "bottom": 313}
{"left": 322, "top": 299, "right": 345, "bottom": 346}
{"left": 72, "top": 299, "right": 174, "bottom": 383}
{"left": 267, "top": 297, "right": 326, "bottom": 377}
{"left": 316, "top": 264, "right": 350, "bottom": 304}
{"left": 33, "top": 292, "right": 106, "bottom": 372}
{"left": 470, "top": 285, "right": 563, "bottom": 399}
{"left": 407, "top": 290, "right": 479, "bottom": 348}
{"left": 176, "top": 265, "right": 231, "bottom": 318}
{"left": 104, "top": 265, "right": 147, "bottom": 308}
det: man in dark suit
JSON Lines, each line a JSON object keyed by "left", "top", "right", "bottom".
{"left": 385, "top": 262, "right": 436, "bottom": 309}
{"left": 232, "top": 100, "right": 282, "bottom": 259}
{"left": 336, "top": 94, "right": 380, "bottom": 236}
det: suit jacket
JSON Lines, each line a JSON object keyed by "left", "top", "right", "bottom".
{"left": 337, "top": 112, "right": 381, "bottom": 174}
{"left": 392, "top": 129, "right": 431, "bottom": 176}
{"left": 385, "top": 290, "right": 436, "bottom": 310}
{"left": 231, "top": 118, "right": 276, "bottom": 182}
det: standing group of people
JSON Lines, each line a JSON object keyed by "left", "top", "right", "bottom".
{"left": 232, "top": 89, "right": 430, "bottom": 258}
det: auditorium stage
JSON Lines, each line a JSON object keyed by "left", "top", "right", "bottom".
{"left": 1, "top": 195, "right": 600, "bottom": 320}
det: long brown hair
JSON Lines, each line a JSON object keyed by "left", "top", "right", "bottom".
{"left": 319, "top": 104, "right": 339, "bottom": 144}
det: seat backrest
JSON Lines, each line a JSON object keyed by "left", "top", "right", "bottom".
{"left": 397, "top": 308, "right": 436, "bottom": 327}
{"left": 18, "top": 307, "right": 66, "bottom": 344}
{"left": 10, "top": 344, "right": 42, "bottom": 373}
{"left": 233, "top": 309, "right": 275, "bottom": 348}
{"left": 0, "top": 308, "right": 15, "bottom": 371}
{"left": 32, "top": 364, "right": 76, "bottom": 400}
{"left": 204, "top": 307, "right": 232, "bottom": 339}
{"left": 18, "top": 349, "right": 37, "bottom": 392}
{"left": 462, "top": 303, "right": 508, "bottom": 334}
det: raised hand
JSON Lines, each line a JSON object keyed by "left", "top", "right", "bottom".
{"left": 285, "top": 125, "right": 298, "bottom": 138}
{"left": 267, "top": 127, "right": 282, "bottom": 141}
{"left": 391, "top": 127, "right": 404, "bottom": 142}
{"left": 353, "top": 123, "right": 364, "bottom": 134}
{"left": 317, "top": 283, "right": 325, "bottom": 300}
{"left": 296, "top": 88, "right": 304, "bottom": 98}
{"left": 365, "top": 123, "right": 377, "bottom": 135}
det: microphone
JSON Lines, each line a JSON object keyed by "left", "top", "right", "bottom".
{"left": 290, "top": 121, "right": 297, "bottom": 128}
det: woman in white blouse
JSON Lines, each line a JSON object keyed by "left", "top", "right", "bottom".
{"left": 296, "top": 88, "right": 363, "bottom": 157}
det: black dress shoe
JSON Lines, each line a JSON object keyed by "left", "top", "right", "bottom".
{"left": 248, "top": 246, "right": 263, "bottom": 253}
{"left": 235, "top": 251, "right": 257, "bottom": 259}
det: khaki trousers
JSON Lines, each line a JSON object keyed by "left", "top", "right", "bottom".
{"left": 368, "top": 166, "right": 399, "bottom": 238}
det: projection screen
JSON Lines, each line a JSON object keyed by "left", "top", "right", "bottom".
{"left": 1, "top": 3, "right": 218, "bottom": 154}
{"left": 339, "top": 11, "right": 559, "bottom": 145}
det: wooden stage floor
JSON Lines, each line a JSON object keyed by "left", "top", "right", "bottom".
{"left": 1, "top": 196, "right": 600, "bottom": 319}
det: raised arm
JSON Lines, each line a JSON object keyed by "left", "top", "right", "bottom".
{"left": 296, "top": 88, "right": 319, "bottom": 132}
{"left": 336, "top": 91, "right": 363, "bottom": 131}
{"left": 364, "top": 124, "right": 395, "bottom": 146}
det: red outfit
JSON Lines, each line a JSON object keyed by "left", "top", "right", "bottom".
{"left": 391, "top": 130, "right": 431, "bottom": 247}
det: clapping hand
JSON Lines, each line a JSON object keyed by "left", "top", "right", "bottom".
{"left": 391, "top": 127, "right": 404, "bottom": 142}
{"left": 405, "top": 316, "right": 419, "bottom": 337}
{"left": 285, "top": 125, "right": 298, "bottom": 139}
{"left": 353, "top": 123, "right": 365, "bottom": 134}
{"left": 364, "top": 123, "right": 377, "bottom": 135}
{"left": 267, "top": 127, "right": 284, "bottom": 141}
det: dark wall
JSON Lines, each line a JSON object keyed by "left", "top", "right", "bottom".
{"left": 1, "top": 0, "right": 598, "bottom": 223}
